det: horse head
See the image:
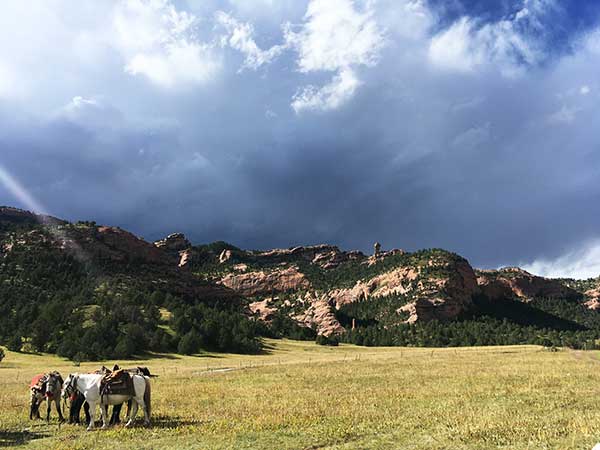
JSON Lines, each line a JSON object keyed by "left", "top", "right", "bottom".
{"left": 45, "top": 372, "right": 63, "bottom": 399}
{"left": 61, "top": 374, "right": 79, "bottom": 401}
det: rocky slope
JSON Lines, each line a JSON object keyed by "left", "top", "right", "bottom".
{"left": 476, "top": 267, "right": 581, "bottom": 302}
{"left": 176, "top": 239, "right": 592, "bottom": 336}
{"left": 0, "top": 207, "right": 239, "bottom": 303}
{"left": 3, "top": 205, "right": 597, "bottom": 340}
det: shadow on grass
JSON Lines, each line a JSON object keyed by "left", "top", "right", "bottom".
{"left": 0, "top": 430, "right": 49, "bottom": 447}
{"left": 150, "top": 415, "right": 204, "bottom": 429}
{"left": 135, "top": 352, "right": 182, "bottom": 361}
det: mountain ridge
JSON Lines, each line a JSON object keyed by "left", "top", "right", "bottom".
{"left": 2, "top": 205, "right": 600, "bottom": 358}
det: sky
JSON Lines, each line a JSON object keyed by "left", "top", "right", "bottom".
{"left": 1, "top": 0, "right": 600, "bottom": 278}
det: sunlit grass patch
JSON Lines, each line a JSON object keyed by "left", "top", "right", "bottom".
{"left": 1, "top": 341, "right": 600, "bottom": 449}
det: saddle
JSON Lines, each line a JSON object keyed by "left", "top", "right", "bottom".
{"left": 100, "top": 369, "right": 135, "bottom": 397}
{"left": 30, "top": 371, "right": 62, "bottom": 400}
{"left": 30, "top": 374, "right": 47, "bottom": 397}
{"left": 30, "top": 374, "right": 46, "bottom": 389}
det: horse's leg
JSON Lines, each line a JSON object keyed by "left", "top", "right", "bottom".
{"left": 100, "top": 402, "right": 108, "bottom": 429}
{"left": 56, "top": 397, "right": 65, "bottom": 422}
{"left": 86, "top": 401, "right": 96, "bottom": 431}
{"left": 125, "top": 400, "right": 138, "bottom": 428}
{"left": 29, "top": 397, "right": 36, "bottom": 420}
{"left": 70, "top": 396, "right": 81, "bottom": 424}
{"left": 135, "top": 393, "right": 149, "bottom": 427}
{"left": 110, "top": 404, "right": 122, "bottom": 425}
{"left": 84, "top": 401, "right": 90, "bottom": 426}
{"left": 142, "top": 400, "right": 150, "bottom": 427}
{"left": 46, "top": 398, "right": 51, "bottom": 421}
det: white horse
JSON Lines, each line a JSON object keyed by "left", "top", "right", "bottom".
{"left": 62, "top": 373, "right": 151, "bottom": 431}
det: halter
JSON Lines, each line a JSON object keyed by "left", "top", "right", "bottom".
{"left": 63, "top": 374, "right": 79, "bottom": 400}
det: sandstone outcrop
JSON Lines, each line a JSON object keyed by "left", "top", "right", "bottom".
{"left": 249, "top": 299, "right": 278, "bottom": 321}
{"left": 252, "top": 245, "right": 365, "bottom": 269}
{"left": 154, "top": 233, "right": 191, "bottom": 253}
{"left": 584, "top": 287, "right": 600, "bottom": 310}
{"left": 325, "top": 256, "right": 478, "bottom": 324}
{"left": 477, "top": 267, "right": 581, "bottom": 301}
{"left": 584, "top": 298, "right": 600, "bottom": 310}
{"left": 365, "top": 249, "right": 406, "bottom": 266}
{"left": 178, "top": 249, "right": 192, "bottom": 268}
{"left": 219, "top": 249, "right": 232, "bottom": 263}
{"left": 294, "top": 293, "right": 345, "bottom": 337}
{"left": 219, "top": 266, "right": 310, "bottom": 297}
{"left": 154, "top": 233, "right": 192, "bottom": 267}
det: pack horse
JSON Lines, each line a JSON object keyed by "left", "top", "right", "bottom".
{"left": 62, "top": 370, "right": 151, "bottom": 430}
{"left": 29, "top": 371, "right": 65, "bottom": 422}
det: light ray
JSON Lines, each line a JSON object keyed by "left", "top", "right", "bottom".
{"left": 0, "top": 164, "right": 90, "bottom": 263}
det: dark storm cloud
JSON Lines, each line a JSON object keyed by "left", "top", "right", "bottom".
{"left": 1, "top": 0, "right": 600, "bottom": 277}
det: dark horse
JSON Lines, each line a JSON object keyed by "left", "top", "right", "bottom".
{"left": 68, "top": 366, "right": 152, "bottom": 426}
{"left": 29, "top": 372, "right": 65, "bottom": 422}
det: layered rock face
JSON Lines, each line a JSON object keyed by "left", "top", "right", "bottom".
{"left": 324, "top": 256, "right": 478, "bottom": 324}
{"left": 398, "top": 258, "right": 479, "bottom": 323}
{"left": 477, "top": 267, "right": 581, "bottom": 301}
{"left": 218, "top": 250, "right": 480, "bottom": 334}
{"left": 584, "top": 287, "right": 600, "bottom": 310}
{"left": 219, "top": 266, "right": 311, "bottom": 297}
{"left": 294, "top": 293, "right": 346, "bottom": 336}
{"left": 251, "top": 245, "right": 365, "bottom": 269}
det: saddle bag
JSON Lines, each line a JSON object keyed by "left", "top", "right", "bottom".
{"left": 100, "top": 370, "right": 135, "bottom": 397}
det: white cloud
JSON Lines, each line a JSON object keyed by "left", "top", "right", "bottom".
{"left": 428, "top": 0, "right": 554, "bottom": 76}
{"left": 113, "top": 0, "right": 220, "bottom": 87}
{"left": 285, "top": 0, "right": 384, "bottom": 73}
{"left": 56, "top": 96, "right": 123, "bottom": 130}
{"left": 580, "top": 85, "right": 591, "bottom": 95}
{"left": 291, "top": 68, "right": 360, "bottom": 113}
{"left": 394, "top": 0, "right": 434, "bottom": 39}
{"left": 523, "top": 241, "right": 600, "bottom": 279}
{"left": 285, "top": 0, "right": 384, "bottom": 112}
{"left": 547, "top": 105, "right": 580, "bottom": 124}
{"left": 429, "top": 17, "right": 482, "bottom": 73}
{"left": 215, "top": 11, "right": 286, "bottom": 71}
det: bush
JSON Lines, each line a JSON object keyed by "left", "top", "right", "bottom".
{"left": 178, "top": 331, "right": 201, "bottom": 355}
{"left": 316, "top": 334, "right": 339, "bottom": 346}
{"left": 7, "top": 335, "right": 22, "bottom": 352}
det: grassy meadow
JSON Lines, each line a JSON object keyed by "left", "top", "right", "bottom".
{"left": 2, "top": 340, "right": 600, "bottom": 449}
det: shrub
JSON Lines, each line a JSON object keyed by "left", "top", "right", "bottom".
{"left": 7, "top": 335, "right": 22, "bottom": 352}
{"left": 316, "top": 334, "right": 339, "bottom": 346}
{"left": 178, "top": 331, "right": 201, "bottom": 355}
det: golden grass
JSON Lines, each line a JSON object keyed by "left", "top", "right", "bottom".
{"left": 2, "top": 340, "right": 600, "bottom": 449}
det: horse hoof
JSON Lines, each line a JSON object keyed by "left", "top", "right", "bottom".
{"left": 86, "top": 427, "right": 93, "bottom": 432}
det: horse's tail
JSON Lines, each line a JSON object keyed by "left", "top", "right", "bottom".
{"left": 143, "top": 377, "right": 151, "bottom": 419}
